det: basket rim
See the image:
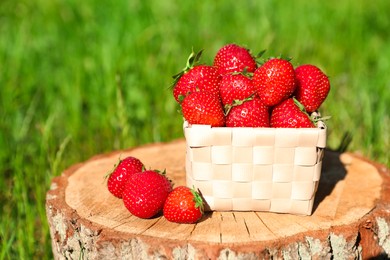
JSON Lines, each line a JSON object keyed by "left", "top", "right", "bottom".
{"left": 183, "top": 120, "right": 327, "bottom": 131}
{"left": 183, "top": 111, "right": 326, "bottom": 130}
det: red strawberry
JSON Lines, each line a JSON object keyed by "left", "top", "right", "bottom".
{"left": 172, "top": 50, "right": 220, "bottom": 103}
{"left": 213, "top": 43, "right": 257, "bottom": 75}
{"left": 294, "top": 64, "right": 330, "bottom": 113}
{"left": 123, "top": 170, "right": 172, "bottom": 219}
{"left": 252, "top": 58, "right": 296, "bottom": 106}
{"left": 225, "top": 97, "right": 270, "bottom": 127}
{"left": 219, "top": 73, "right": 257, "bottom": 106}
{"left": 270, "top": 98, "right": 315, "bottom": 128}
{"left": 181, "top": 91, "right": 225, "bottom": 127}
{"left": 106, "top": 156, "right": 144, "bottom": 199}
{"left": 163, "top": 186, "right": 204, "bottom": 224}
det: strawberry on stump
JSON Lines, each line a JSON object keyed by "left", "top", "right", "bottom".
{"left": 163, "top": 186, "right": 204, "bottom": 224}
{"left": 123, "top": 170, "right": 172, "bottom": 219}
{"left": 106, "top": 156, "right": 144, "bottom": 199}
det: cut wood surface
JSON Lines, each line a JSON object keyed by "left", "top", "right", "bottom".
{"left": 46, "top": 139, "right": 390, "bottom": 259}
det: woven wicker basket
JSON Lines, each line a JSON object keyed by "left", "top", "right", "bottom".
{"left": 184, "top": 117, "right": 326, "bottom": 215}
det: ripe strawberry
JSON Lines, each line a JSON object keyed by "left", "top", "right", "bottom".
{"left": 294, "top": 64, "right": 330, "bottom": 113}
{"left": 225, "top": 97, "right": 270, "bottom": 127}
{"left": 123, "top": 170, "right": 172, "bottom": 219}
{"left": 219, "top": 73, "right": 256, "bottom": 106}
{"left": 163, "top": 186, "right": 204, "bottom": 224}
{"left": 252, "top": 58, "right": 296, "bottom": 106}
{"left": 270, "top": 98, "right": 315, "bottom": 128}
{"left": 172, "top": 50, "right": 220, "bottom": 103}
{"left": 213, "top": 43, "right": 257, "bottom": 75}
{"left": 106, "top": 156, "right": 144, "bottom": 199}
{"left": 181, "top": 91, "right": 225, "bottom": 127}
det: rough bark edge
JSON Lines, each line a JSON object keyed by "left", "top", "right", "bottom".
{"left": 46, "top": 141, "right": 390, "bottom": 259}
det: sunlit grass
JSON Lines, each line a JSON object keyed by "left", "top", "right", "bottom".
{"left": 0, "top": 0, "right": 389, "bottom": 258}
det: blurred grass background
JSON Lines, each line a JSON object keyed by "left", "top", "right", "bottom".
{"left": 0, "top": 0, "right": 389, "bottom": 258}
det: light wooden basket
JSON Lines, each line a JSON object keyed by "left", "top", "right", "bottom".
{"left": 184, "top": 117, "right": 326, "bottom": 215}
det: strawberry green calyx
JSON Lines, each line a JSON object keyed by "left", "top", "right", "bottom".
{"left": 186, "top": 49, "right": 203, "bottom": 71}
{"left": 172, "top": 51, "right": 220, "bottom": 104}
{"left": 158, "top": 169, "right": 174, "bottom": 188}
{"left": 231, "top": 68, "right": 254, "bottom": 78}
{"left": 278, "top": 53, "right": 293, "bottom": 62}
{"left": 255, "top": 49, "right": 267, "bottom": 60}
{"left": 172, "top": 49, "right": 204, "bottom": 86}
{"left": 104, "top": 155, "right": 122, "bottom": 180}
{"left": 254, "top": 49, "right": 267, "bottom": 66}
{"left": 224, "top": 94, "right": 255, "bottom": 116}
{"left": 255, "top": 50, "right": 293, "bottom": 67}
{"left": 191, "top": 186, "right": 204, "bottom": 214}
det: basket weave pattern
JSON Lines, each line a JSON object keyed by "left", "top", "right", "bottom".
{"left": 184, "top": 120, "right": 327, "bottom": 215}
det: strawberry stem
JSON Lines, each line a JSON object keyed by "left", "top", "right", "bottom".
{"left": 224, "top": 93, "right": 256, "bottom": 116}
{"left": 292, "top": 97, "right": 307, "bottom": 113}
{"left": 293, "top": 97, "right": 331, "bottom": 126}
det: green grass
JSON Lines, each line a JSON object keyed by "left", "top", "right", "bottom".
{"left": 0, "top": 0, "right": 389, "bottom": 258}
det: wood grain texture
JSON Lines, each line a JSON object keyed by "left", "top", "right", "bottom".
{"left": 46, "top": 139, "right": 390, "bottom": 259}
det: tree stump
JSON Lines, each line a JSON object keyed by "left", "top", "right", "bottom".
{"left": 46, "top": 139, "right": 390, "bottom": 259}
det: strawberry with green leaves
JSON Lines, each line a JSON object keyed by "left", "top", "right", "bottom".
{"left": 123, "top": 170, "right": 172, "bottom": 219}
{"left": 172, "top": 50, "right": 220, "bottom": 103}
{"left": 270, "top": 98, "right": 315, "bottom": 128}
{"left": 106, "top": 156, "right": 144, "bottom": 199}
{"left": 253, "top": 58, "right": 296, "bottom": 106}
{"left": 213, "top": 43, "right": 257, "bottom": 76}
{"left": 163, "top": 186, "right": 204, "bottom": 224}
{"left": 181, "top": 91, "right": 225, "bottom": 127}
{"left": 219, "top": 73, "right": 256, "bottom": 106}
{"left": 294, "top": 64, "right": 330, "bottom": 113}
{"left": 225, "top": 96, "right": 270, "bottom": 127}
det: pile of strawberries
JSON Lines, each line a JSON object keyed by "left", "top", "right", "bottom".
{"left": 106, "top": 156, "right": 204, "bottom": 224}
{"left": 106, "top": 44, "right": 331, "bottom": 224}
{"left": 172, "top": 43, "right": 331, "bottom": 128}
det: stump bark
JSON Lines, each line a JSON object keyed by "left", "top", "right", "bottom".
{"left": 46, "top": 139, "right": 390, "bottom": 259}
